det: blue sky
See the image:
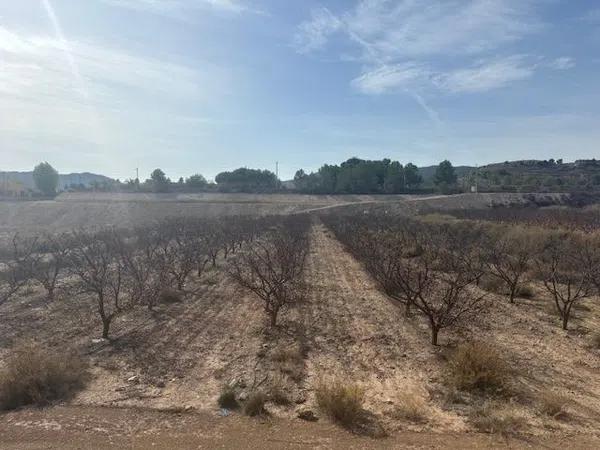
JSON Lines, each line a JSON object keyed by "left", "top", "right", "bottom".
{"left": 1, "top": 0, "right": 599, "bottom": 181}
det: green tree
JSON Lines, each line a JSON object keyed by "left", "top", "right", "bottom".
{"left": 150, "top": 169, "right": 170, "bottom": 193}
{"left": 383, "top": 161, "right": 404, "bottom": 193}
{"left": 433, "top": 160, "right": 457, "bottom": 190}
{"left": 33, "top": 162, "right": 59, "bottom": 197}
{"left": 404, "top": 163, "right": 423, "bottom": 189}
{"left": 185, "top": 174, "right": 207, "bottom": 190}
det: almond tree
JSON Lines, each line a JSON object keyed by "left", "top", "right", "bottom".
{"left": 537, "top": 233, "right": 596, "bottom": 330}
{"left": 30, "top": 234, "right": 72, "bottom": 301}
{"left": 482, "top": 226, "right": 539, "bottom": 303}
{"left": 68, "top": 229, "right": 130, "bottom": 339}
{"left": 229, "top": 220, "right": 309, "bottom": 327}
{"left": 0, "top": 235, "right": 36, "bottom": 305}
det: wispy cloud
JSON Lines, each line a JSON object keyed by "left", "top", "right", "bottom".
{"left": 432, "top": 56, "right": 535, "bottom": 93}
{"left": 293, "top": 7, "right": 342, "bottom": 54}
{"left": 295, "top": 0, "right": 541, "bottom": 61}
{"left": 545, "top": 56, "right": 575, "bottom": 70}
{"left": 101, "top": 0, "right": 256, "bottom": 17}
{"left": 351, "top": 63, "right": 429, "bottom": 94}
{"left": 295, "top": 0, "right": 568, "bottom": 98}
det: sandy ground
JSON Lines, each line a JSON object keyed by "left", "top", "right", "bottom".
{"left": 2, "top": 215, "right": 600, "bottom": 446}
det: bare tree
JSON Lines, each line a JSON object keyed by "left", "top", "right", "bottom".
{"left": 68, "top": 229, "right": 131, "bottom": 339}
{"left": 229, "top": 220, "right": 309, "bottom": 327}
{"left": 30, "top": 234, "right": 71, "bottom": 301}
{"left": 0, "top": 235, "right": 36, "bottom": 305}
{"left": 537, "top": 233, "right": 595, "bottom": 330}
{"left": 482, "top": 226, "right": 539, "bottom": 303}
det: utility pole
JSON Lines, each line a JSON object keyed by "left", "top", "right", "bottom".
{"left": 275, "top": 161, "right": 279, "bottom": 179}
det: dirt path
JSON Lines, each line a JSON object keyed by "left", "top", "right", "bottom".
{"left": 292, "top": 223, "right": 465, "bottom": 432}
{"left": 2, "top": 406, "right": 599, "bottom": 449}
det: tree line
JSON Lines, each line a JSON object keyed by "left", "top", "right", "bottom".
{"left": 30, "top": 159, "right": 461, "bottom": 196}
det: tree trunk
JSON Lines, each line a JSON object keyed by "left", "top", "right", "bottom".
{"left": 562, "top": 307, "right": 571, "bottom": 330}
{"left": 102, "top": 317, "right": 111, "bottom": 339}
{"left": 509, "top": 283, "right": 517, "bottom": 304}
{"left": 430, "top": 324, "right": 439, "bottom": 346}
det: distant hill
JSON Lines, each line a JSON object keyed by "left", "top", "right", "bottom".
{"left": 0, "top": 171, "right": 114, "bottom": 192}
{"left": 460, "top": 159, "right": 600, "bottom": 192}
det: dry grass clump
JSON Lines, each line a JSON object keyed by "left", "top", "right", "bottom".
{"left": 271, "top": 344, "right": 304, "bottom": 365}
{"left": 159, "top": 289, "right": 183, "bottom": 304}
{"left": 478, "top": 274, "right": 505, "bottom": 295}
{"left": 315, "top": 377, "right": 365, "bottom": 428}
{"left": 272, "top": 344, "right": 305, "bottom": 383}
{"left": 268, "top": 375, "right": 291, "bottom": 406}
{"left": 516, "top": 283, "right": 535, "bottom": 299}
{"left": 445, "top": 341, "right": 510, "bottom": 394}
{"left": 537, "top": 390, "right": 569, "bottom": 419}
{"left": 217, "top": 386, "right": 239, "bottom": 409}
{"left": 243, "top": 391, "right": 267, "bottom": 417}
{"left": 390, "top": 385, "right": 430, "bottom": 423}
{"left": 470, "top": 402, "right": 527, "bottom": 435}
{"left": 0, "top": 341, "right": 87, "bottom": 410}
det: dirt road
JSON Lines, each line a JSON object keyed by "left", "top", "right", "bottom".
{"left": 2, "top": 406, "right": 599, "bottom": 449}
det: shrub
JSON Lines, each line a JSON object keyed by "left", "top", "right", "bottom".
{"left": 479, "top": 274, "right": 505, "bottom": 294}
{"left": 271, "top": 345, "right": 304, "bottom": 365}
{"left": 470, "top": 402, "right": 526, "bottom": 435}
{"left": 537, "top": 390, "right": 569, "bottom": 419}
{"left": 0, "top": 341, "right": 87, "bottom": 410}
{"left": 445, "top": 342, "right": 510, "bottom": 394}
{"left": 272, "top": 344, "right": 305, "bottom": 383}
{"left": 516, "top": 283, "right": 535, "bottom": 299}
{"left": 268, "top": 375, "right": 291, "bottom": 406}
{"left": 217, "top": 386, "right": 239, "bottom": 409}
{"left": 159, "top": 289, "right": 183, "bottom": 304}
{"left": 315, "top": 378, "right": 365, "bottom": 428}
{"left": 244, "top": 391, "right": 267, "bottom": 417}
{"left": 390, "top": 385, "right": 429, "bottom": 423}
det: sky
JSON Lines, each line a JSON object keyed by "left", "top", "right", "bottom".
{"left": 1, "top": 0, "right": 599, "bottom": 181}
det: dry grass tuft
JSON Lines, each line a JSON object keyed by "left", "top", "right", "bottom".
{"left": 217, "top": 386, "right": 239, "bottom": 409}
{"left": 470, "top": 402, "right": 527, "bottom": 435}
{"left": 390, "top": 385, "right": 430, "bottom": 423}
{"left": 445, "top": 341, "right": 510, "bottom": 394}
{"left": 315, "top": 377, "right": 365, "bottom": 428}
{"left": 271, "top": 345, "right": 304, "bottom": 365}
{"left": 516, "top": 283, "right": 535, "bottom": 299}
{"left": 159, "top": 289, "right": 183, "bottom": 304}
{"left": 243, "top": 391, "right": 268, "bottom": 417}
{"left": 268, "top": 375, "right": 291, "bottom": 406}
{"left": 537, "top": 390, "right": 570, "bottom": 419}
{"left": 272, "top": 344, "right": 305, "bottom": 383}
{"left": 0, "top": 341, "right": 87, "bottom": 410}
{"left": 479, "top": 275, "right": 505, "bottom": 295}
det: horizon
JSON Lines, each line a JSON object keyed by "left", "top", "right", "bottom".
{"left": 2, "top": 1, "right": 600, "bottom": 180}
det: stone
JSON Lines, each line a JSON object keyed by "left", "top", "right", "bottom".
{"left": 238, "top": 391, "right": 248, "bottom": 401}
{"left": 127, "top": 375, "right": 139, "bottom": 383}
